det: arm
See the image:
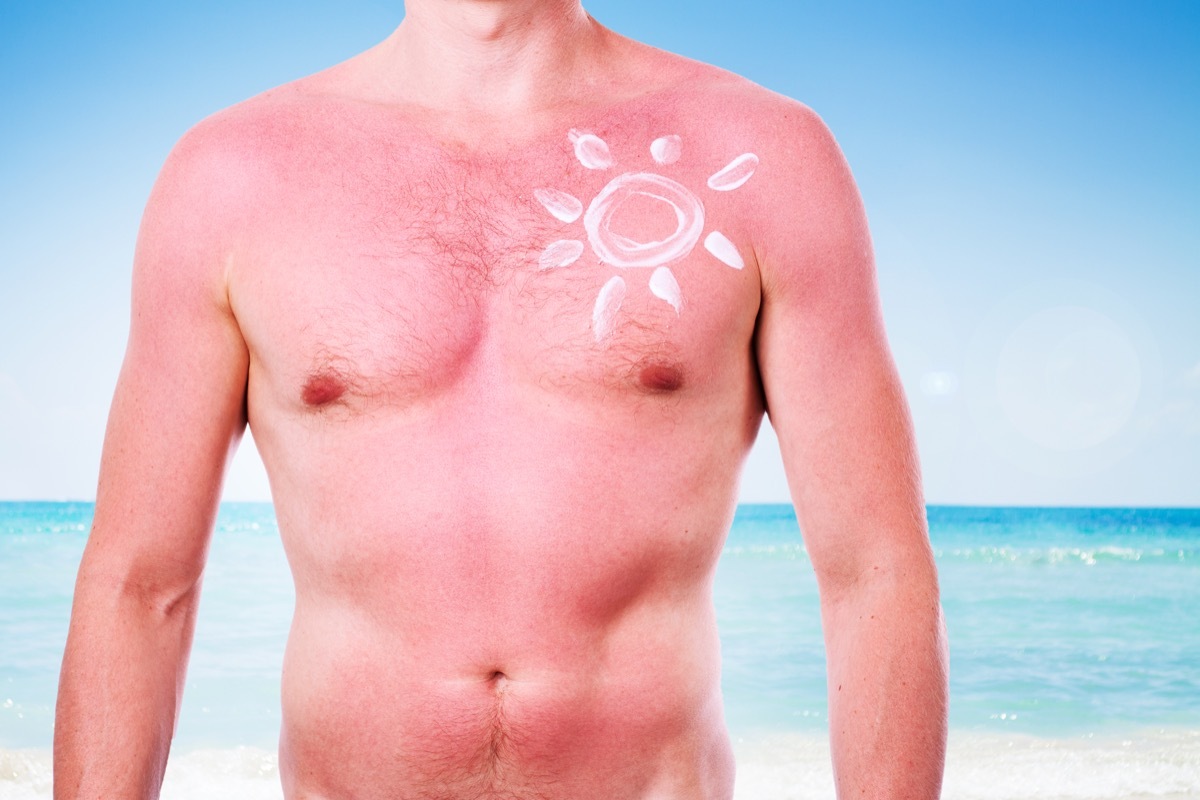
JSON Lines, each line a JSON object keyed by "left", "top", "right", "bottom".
{"left": 753, "top": 105, "right": 948, "bottom": 797}
{"left": 54, "top": 125, "right": 250, "bottom": 799}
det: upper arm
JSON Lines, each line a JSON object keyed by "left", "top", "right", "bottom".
{"left": 85, "top": 118, "right": 253, "bottom": 597}
{"left": 751, "top": 104, "right": 929, "bottom": 591}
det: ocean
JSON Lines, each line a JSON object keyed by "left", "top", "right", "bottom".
{"left": 1, "top": 502, "right": 1198, "bottom": 799}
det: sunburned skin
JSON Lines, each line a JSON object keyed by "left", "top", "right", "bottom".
{"left": 228, "top": 97, "right": 770, "bottom": 796}
{"left": 535, "top": 130, "right": 758, "bottom": 340}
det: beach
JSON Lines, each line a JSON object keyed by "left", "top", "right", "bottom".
{"left": 4, "top": 731, "right": 1198, "bottom": 799}
{"left": 2, "top": 502, "right": 1198, "bottom": 798}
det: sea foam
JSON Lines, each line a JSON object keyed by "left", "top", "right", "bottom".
{"left": 0, "top": 746, "right": 280, "bottom": 800}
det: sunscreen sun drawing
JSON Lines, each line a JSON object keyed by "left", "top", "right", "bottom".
{"left": 534, "top": 129, "right": 759, "bottom": 341}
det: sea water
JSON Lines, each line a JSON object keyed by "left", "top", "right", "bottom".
{"left": 1, "top": 502, "right": 1198, "bottom": 798}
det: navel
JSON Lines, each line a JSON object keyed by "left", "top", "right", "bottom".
{"left": 477, "top": 669, "right": 510, "bottom": 703}
{"left": 638, "top": 363, "right": 685, "bottom": 393}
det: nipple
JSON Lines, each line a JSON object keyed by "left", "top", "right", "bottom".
{"left": 301, "top": 372, "right": 348, "bottom": 406}
{"left": 638, "top": 363, "right": 685, "bottom": 393}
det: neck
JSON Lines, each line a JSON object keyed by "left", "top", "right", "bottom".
{"left": 386, "top": 0, "right": 605, "bottom": 114}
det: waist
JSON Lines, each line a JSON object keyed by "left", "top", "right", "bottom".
{"left": 278, "top": 602, "right": 731, "bottom": 799}
{"left": 276, "top": 472, "right": 736, "bottom": 622}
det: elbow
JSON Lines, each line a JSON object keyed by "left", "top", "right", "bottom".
{"left": 815, "top": 539, "right": 941, "bottom": 610}
{"left": 117, "top": 572, "right": 204, "bottom": 621}
{"left": 73, "top": 549, "right": 205, "bottom": 622}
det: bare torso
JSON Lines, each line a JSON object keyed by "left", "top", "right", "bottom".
{"left": 220, "top": 46, "right": 780, "bottom": 799}
{"left": 55, "top": 10, "right": 947, "bottom": 799}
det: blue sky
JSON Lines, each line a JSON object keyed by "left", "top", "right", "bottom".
{"left": 2, "top": 1, "right": 1197, "bottom": 505}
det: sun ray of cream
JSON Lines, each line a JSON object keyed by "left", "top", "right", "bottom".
{"left": 592, "top": 276, "right": 627, "bottom": 341}
{"left": 650, "top": 135, "right": 682, "bottom": 165}
{"left": 539, "top": 239, "right": 585, "bottom": 270}
{"left": 534, "top": 188, "right": 583, "bottom": 223}
{"left": 707, "top": 153, "right": 759, "bottom": 191}
{"left": 704, "top": 231, "right": 744, "bottom": 269}
{"left": 569, "top": 129, "right": 614, "bottom": 170}
{"left": 649, "top": 267, "right": 682, "bottom": 314}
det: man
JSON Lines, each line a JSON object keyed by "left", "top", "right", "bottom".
{"left": 55, "top": 1, "right": 948, "bottom": 798}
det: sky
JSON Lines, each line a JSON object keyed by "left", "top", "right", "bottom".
{"left": 1, "top": 1, "right": 1197, "bottom": 506}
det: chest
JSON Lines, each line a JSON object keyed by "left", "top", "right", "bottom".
{"left": 232, "top": 124, "right": 763, "bottom": 415}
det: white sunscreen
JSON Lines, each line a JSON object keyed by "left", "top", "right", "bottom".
{"left": 569, "top": 129, "right": 615, "bottom": 170}
{"left": 533, "top": 131, "right": 760, "bottom": 339}
{"left": 650, "top": 135, "right": 683, "bottom": 165}
{"left": 584, "top": 173, "right": 705, "bottom": 269}
{"left": 593, "top": 276, "right": 627, "bottom": 341}
{"left": 649, "top": 267, "right": 683, "bottom": 314}
{"left": 708, "top": 153, "right": 759, "bottom": 191}
{"left": 539, "top": 239, "right": 585, "bottom": 270}
{"left": 534, "top": 188, "right": 584, "bottom": 223}
{"left": 704, "top": 231, "right": 744, "bottom": 270}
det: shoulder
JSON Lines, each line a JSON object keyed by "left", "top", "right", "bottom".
{"left": 698, "top": 75, "right": 868, "bottom": 303}
{"left": 653, "top": 56, "right": 834, "bottom": 149}
{"left": 134, "top": 82, "right": 324, "bottom": 304}
{"left": 150, "top": 82, "right": 319, "bottom": 216}
{"left": 683, "top": 70, "right": 854, "bottom": 215}
{"left": 645, "top": 53, "right": 859, "bottom": 219}
{"left": 657, "top": 65, "right": 868, "bottom": 299}
{"left": 626, "top": 52, "right": 846, "bottom": 213}
{"left": 140, "top": 76, "right": 366, "bottom": 265}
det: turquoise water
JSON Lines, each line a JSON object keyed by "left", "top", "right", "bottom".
{"left": 2, "top": 502, "right": 1198, "bottom": 752}
{"left": 719, "top": 504, "right": 1200, "bottom": 738}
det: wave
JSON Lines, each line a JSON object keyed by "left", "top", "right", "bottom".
{"left": 933, "top": 544, "right": 1195, "bottom": 565}
{"left": 720, "top": 542, "right": 1196, "bottom": 566}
